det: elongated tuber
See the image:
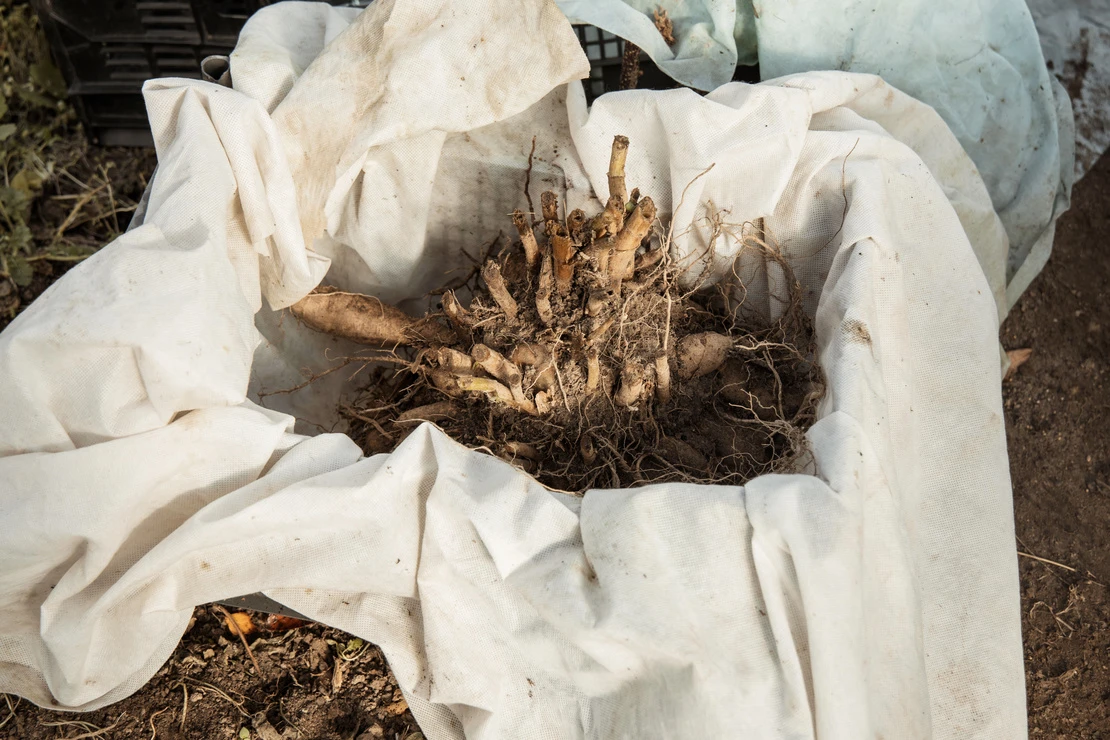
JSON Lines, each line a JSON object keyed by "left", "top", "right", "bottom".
{"left": 658, "top": 437, "right": 708, "bottom": 470}
{"left": 395, "top": 401, "right": 457, "bottom": 425}
{"left": 291, "top": 286, "right": 455, "bottom": 346}
{"left": 430, "top": 368, "right": 464, "bottom": 397}
{"left": 503, "top": 441, "right": 541, "bottom": 460}
{"left": 675, "top": 332, "right": 732, "bottom": 379}
{"left": 471, "top": 344, "right": 535, "bottom": 414}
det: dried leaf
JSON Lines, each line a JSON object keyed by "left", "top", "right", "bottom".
{"left": 223, "top": 611, "right": 257, "bottom": 637}
{"left": 653, "top": 8, "right": 676, "bottom": 45}
{"left": 0, "top": 123, "right": 15, "bottom": 142}
{"left": 331, "top": 656, "right": 346, "bottom": 694}
{"left": 385, "top": 698, "right": 409, "bottom": 716}
{"left": 1004, "top": 348, "right": 1033, "bottom": 381}
{"left": 0, "top": 95, "right": 8, "bottom": 119}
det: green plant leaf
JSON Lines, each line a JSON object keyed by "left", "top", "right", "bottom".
{"left": 0, "top": 186, "right": 31, "bottom": 220}
{"left": 30, "top": 59, "right": 67, "bottom": 99}
{"left": 238, "top": 727, "right": 251, "bottom": 740}
{"left": 9, "top": 224, "right": 33, "bottom": 254}
{"left": 11, "top": 168, "right": 43, "bottom": 200}
{"left": 8, "top": 254, "right": 32, "bottom": 287}
{"left": 16, "top": 86, "right": 58, "bottom": 109}
{"left": 0, "top": 123, "right": 16, "bottom": 142}
{"left": 47, "top": 243, "right": 96, "bottom": 260}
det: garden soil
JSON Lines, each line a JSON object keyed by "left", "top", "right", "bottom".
{"left": 1, "top": 134, "right": 1108, "bottom": 740}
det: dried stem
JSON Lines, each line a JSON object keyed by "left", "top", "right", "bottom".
{"left": 585, "top": 348, "right": 601, "bottom": 395}
{"left": 586, "top": 290, "right": 607, "bottom": 317}
{"left": 214, "top": 605, "right": 264, "bottom": 679}
{"left": 541, "top": 191, "right": 559, "bottom": 224}
{"left": 536, "top": 252, "right": 555, "bottom": 326}
{"left": 593, "top": 195, "right": 626, "bottom": 239}
{"left": 567, "top": 208, "right": 589, "bottom": 246}
{"left": 457, "top": 375, "right": 535, "bottom": 414}
{"left": 551, "top": 225, "right": 576, "bottom": 293}
{"left": 609, "top": 196, "right": 656, "bottom": 282}
{"left": 472, "top": 344, "right": 521, "bottom": 387}
{"left": 512, "top": 210, "right": 540, "bottom": 268}
{"left": 472, "top": 344, "right": 535, "bottom": 414}
{"left": 654, "top": 352, "right": 671, "bottom": 404}
{"left": 442, "top": 290, "right": 474, "bottom": 332}
{"left": 481, "top": 261, "right": 518, "bottom": 321}
{"left": 432, "top": 347, "right": 474, "bottom": 374}
{"left": 608, "top": 135, "right": 629, "bottom": 203}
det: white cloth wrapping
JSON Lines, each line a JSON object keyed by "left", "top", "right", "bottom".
{"left": 558, "top": 0, "right": 1077, "bottom": 311}
{"left": 0, "top": 1, "right": 1024, "bottom": 737}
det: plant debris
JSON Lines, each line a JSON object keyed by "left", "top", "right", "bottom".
{"left": 653, "top": 8, "right": 675, "bottom": 46}
{"left": 1004, "top": 347, "right": 1033, "bottom": 381}
{"left": 0, "top": 2, "right": 155, "bottom": 330}
{"left": 292, "top": 136, "right": 824, "bottom": 492}
{"left": 0, "top": 607, "right": 420, "bottom": 740}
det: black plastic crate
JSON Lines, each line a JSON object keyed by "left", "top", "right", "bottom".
{"left": 31, "top": 0, "right": 352, "bottom": 145}
{"left": 32, "top": 0, "right": 750, "bottom": 147}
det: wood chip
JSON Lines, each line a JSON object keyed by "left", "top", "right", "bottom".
{"left": 1004, "top": 347, "right": 1033, "bottom": 381}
